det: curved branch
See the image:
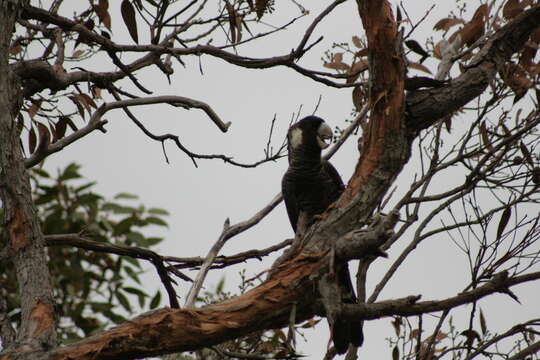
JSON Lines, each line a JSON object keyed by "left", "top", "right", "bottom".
{"left": 44, "top": 234, "right": 181, "bottom": 308}
{"left": 24, "top": 96, "right": 230, "bottom": 168}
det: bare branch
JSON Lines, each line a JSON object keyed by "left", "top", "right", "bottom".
{"left": 344, "top": 271, "right": 540, "bottom": 319}
{"left": 507, "top": 339, "right": 540, "bottom": 360}
{"left": 44, "top": 234, "right": 181, "bottom": 308}
{"left": 165, "top": 238, "right": 293, "bottom": 270}
{"left": 24, "top": 95, "right": 230, "bottom": 167}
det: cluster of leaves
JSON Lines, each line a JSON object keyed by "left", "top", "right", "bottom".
{"left": 387, "top": 313, "right": 537, "bottom": 360}
{"left": 0, "top": 163, "right": 167, "bottom": 341}
{"left": 431, "top": 1, "right": 540, "bottom": 103}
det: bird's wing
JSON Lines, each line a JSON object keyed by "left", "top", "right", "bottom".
{"left": 281, "top": 172, "right": 299, "bottom": 232}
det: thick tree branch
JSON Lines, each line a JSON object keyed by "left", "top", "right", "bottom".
{"left": 406, "top": 4, "right": 540, "bottom": 133}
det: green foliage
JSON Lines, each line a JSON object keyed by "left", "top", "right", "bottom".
{"left": 0, "top": 163, "right": 168, "bottom": 341}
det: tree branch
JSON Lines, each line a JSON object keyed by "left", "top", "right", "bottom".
{"left": 343, "top": 271, "right": 540, "bottom": 319}
{"left": 24, "top": 96, "right": 230, "bottom": 167}
{"left": 44, "top": 234, "right": 183, "bottom": 308}
{"left": 406, "top": 4, "right": 540, "bottom": 133}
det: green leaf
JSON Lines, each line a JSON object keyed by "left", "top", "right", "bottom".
{"left": 115, "top": 289, "right": 132, "bottom": 313}
{"left": 113, "top": 217, "right": 134, "bottom": 235}
{"left": 216, "top": 277, "right": 225, "bottom": 294}
{"left": 75, "top": 181, "right": 96, "bottom": 193}
{"left": 103, "top": 310, "right": 127, "bottom": 324}
{"left": 32, "top": 168, "right": 50, "bottom": 178}
{"left": 123, "top": 265, "right": 141, "bottom": 284}
{"left": 145, "top": 216, "right": 168, "bottom": 227}
{"left": 148, "top": 207, "right": 170, "bottom": 216}
{"left": 59, "top": 163, "right": 82, "bottom": 181}
{"left": 90, "top": 302, "right": 113, "bottom": 313}
{"left": 123, "top": 287, "right": 148, "bottom": 308}
{"left": 77, "top": 193, "right": 102, "bottom": 205}
{"left": 125, "top": 231, "right": 145, "bottom": 246}
{"left": 114, "top": 192, "right": 139, "bottom": 200}
{"left": 122, "top": 256, "right": 142, "bottom": 269}
{"left": 137, "top": 237, "right": 163, "bottom": 247}
{"left": 150, "top": 291, "right": 161, "bottom": 309}
{"left": 102, "top": 202, "right": 134, "bottom": 214}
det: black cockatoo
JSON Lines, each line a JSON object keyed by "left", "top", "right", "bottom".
{"left": 281, "top": 116, "right": 364, "bottom": 353}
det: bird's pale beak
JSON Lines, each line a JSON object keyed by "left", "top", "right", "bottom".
{"left": 317, "top": 123, "right": 333, "bottom": 149}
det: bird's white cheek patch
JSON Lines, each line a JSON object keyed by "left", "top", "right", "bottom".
{"left": 289, "top": 128, "right": 303, "bottom": 149}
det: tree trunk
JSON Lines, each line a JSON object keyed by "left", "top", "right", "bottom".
{"left": 0, "top": 0, "right": 56, "bottom": 352}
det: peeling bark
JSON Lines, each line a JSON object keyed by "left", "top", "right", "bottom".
{"left": 0, "top": 0, "right": 56, "bottom": 352}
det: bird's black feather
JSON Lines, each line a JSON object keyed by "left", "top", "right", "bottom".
{"left": 281, "top": 116, "right": 364, "bottom": 353}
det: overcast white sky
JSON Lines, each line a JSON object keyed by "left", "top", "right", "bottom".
{"left": 33, "top": 0, "right": 539, "bottom": 358}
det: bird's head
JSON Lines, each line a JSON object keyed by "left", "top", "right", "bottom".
{"left": 288, "top": 116, "right": 333, "bottom": 152}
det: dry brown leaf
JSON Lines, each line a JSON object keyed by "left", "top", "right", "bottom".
{"left": 352, "top": 35, "right": 363, "bottom": 48}
{"left": 424, "top": 331, "right": 447, "bottom": 344}
{"left": 356, "top": 48, "right": 369, "bottom": 57}
{"left": 36, "top": 122, "right": 51, "bottom": 150}
{"left": 479, "top": 309, "right": 487, "bottom": 335}
{"left": 433, "top": 18, "right": 465, "bottom": 32}
{"left": 472, "top": 4, "right": 489, "bottom": 22}
{"left": 323, "top": 53, "right": 349, "bottom": 71}
{"left": 121, "top": 0, "right": 139, "bottom": 44}
{"left": 95, "top": 0, "right": 111, "bottom": 30}
{"left": 347, "top": 60, "right": 368, "bottom": 83}
{"left": 503, "top": 0, "right": 526, "bottom": 19}
{"left": 69, "top": 96, "right": 86, "bottom": 118}
{"left": 408, "top": 62, "right": 432, "bottom": 74}
{"left": 501, "top": 63, "right": 534, "bottom": 101}
{"left": 9, "top": 44, "right": 23, "bottom": 55}
{"left": 460, "top": 17, "right": 485, "bottom": 47}
{"left": 92, "top": 87, "right": 102, "bottom": 99}
{"left": 410, "top": 328, "right": 422, "bottom": 340}
{"left": 392, "top": 345, "right": 399, "bottom": 360}
{"left": 255, "top": 0, "right": 269, "bottom": 19}
{"left": 352, "top": 84, "right": 365, "bottom": 112}
{"left": 520, "top": 141, "right": 534, "bottom": 167}
{"left": 225, "top": 1, "right": 237, "bottom": 44}
{"left": 480, "top": 121, "right": 494, "bottom": 152}
{"left": 54, "top": 116, "right": 68, "bottom": 141}
{"left": 72, "top": 49, "right": 85, "bottom": 58}
{"left": 433, "top": 41, "right": 443, "bottom": 59}
{"left": 73, "top": 93, "right": 97, "bottom": 113}
{"left": 28, "top": 125, "right": 37, "bottom": 154}
{"left": 28, "top": 101, "right": 41, "bottom": 119}
{"left": 496, "top": 207, "right": 512, "bottom": 240}
{"left": 235, "top": 13, "right": 243, "bottom": 43}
